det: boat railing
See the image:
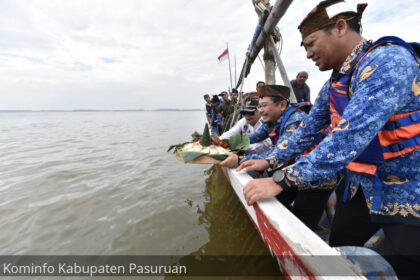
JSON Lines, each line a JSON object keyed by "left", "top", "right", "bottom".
{"left": 224, "top": 167, "right": 396, "bottom": 279}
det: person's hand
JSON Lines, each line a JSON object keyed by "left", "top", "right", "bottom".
{"left": 243, "top": 177, "right": 283, "bottom": 206}
{"left": 219, "top": 152, "right": 239, "bottom": 168}
{"left": 236, "top": 159, "right": 269, "bottom": 172}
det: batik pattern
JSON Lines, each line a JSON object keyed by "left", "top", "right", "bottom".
{"left": 245, "top": 106, "right": 308, "bottom": 161}
{"left": 265, "top": 41, "right": 420, "bottom": 224}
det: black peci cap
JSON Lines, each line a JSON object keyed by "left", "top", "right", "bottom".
{"left": 260, "top": 85, "right": 290, "bottom": 99}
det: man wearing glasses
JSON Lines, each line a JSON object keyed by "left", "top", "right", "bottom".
{"left": 221, "top": 85, "right": 332, "bottom": 230}
{"left": 221, "top": 84, "right": 309, "bottom": 166}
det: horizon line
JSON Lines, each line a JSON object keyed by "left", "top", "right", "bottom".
{"left": 0, "top": 109, "right": 204, "bottom": 112}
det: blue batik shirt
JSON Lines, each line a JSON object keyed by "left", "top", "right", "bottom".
{"left": 245, "top": 105, "right": 308, "bottom": 161}
{"left": 265, "top": 39, "right": 420, "bottom": 225}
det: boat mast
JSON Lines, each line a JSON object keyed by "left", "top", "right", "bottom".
{"left": 226, "top": 0, "right": 296, "bottom": 132}
{"left": 263, "top": 39, "right": 277, "bottom": 84}
{"left": 226, "top": 42, "right": 233, "bottom": 90}
{"left": 254, "top": 1, "right": 276, "bottom": 84}
{"left": 267, "top": 35, "right": 297, "bottom": 103}
{"left": 237, "top": 0, "right": 297, "bottom": 102}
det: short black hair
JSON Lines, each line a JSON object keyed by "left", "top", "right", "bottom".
{"left": 211, "top": 95, "right": 220, "bottom": 104}
{"left": 270, "top": 96, "right": 288, "bottom": 105}
{"left": 256, "top": 81, "right": 265, "bottom": 87}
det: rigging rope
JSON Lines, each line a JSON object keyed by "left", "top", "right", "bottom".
{"left": 223, "top": 57, "right": 249, "bottom": 132}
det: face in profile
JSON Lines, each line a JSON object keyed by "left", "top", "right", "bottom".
{"left": 303, "top": 29, "right": 338, "bottom": 71}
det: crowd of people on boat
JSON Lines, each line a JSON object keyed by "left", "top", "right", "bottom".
{"left": 202, "top": 0, "right": 419, "bottom": 278}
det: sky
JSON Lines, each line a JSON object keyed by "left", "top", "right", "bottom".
{"left": 0, "top": 0, "right": 418, "bottom": 110}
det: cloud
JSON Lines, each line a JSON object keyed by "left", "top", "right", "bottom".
{"left": 0, "top": 0, "right": 418, "bottom": 109}
{"left": 0, "top": 53, "right": 45, "bottom": 64}
{"left": 101, "top": 57, "right": 117, "bottom": 64}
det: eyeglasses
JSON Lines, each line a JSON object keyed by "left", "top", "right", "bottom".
{"left": 257, "top": 102, "right": 274, "bottom": 110}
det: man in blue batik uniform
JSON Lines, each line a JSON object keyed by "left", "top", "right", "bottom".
{"left": 237, "top": 1, "right": 420, "bottom": 277}
{"left": 220, "top": 84, "right": 308, "bottom": 167}
{"left": 221, "top": 85, "right": 333, "bottom": 231}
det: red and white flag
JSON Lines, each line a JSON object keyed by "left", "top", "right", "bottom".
{"left": 217, "top": 48, "right": 229, "bottom": 63}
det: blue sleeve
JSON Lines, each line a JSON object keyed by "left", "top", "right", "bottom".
{"left": 289, "top": 45, "right": 416, "bottom": 182}
{"left": 246, "top": 110, "right": 308, "bottom": 160}
{"left": 210, "top": 111, "right": 215, "bottom": 123}
{"left": 305, "top": 85, "right": 311, "bottom": 102}
{"left": 248, "top": 121, "right": 269, "bottom": 144}
{"left": 264, "top": 81, "right": 332, "bottom": 165}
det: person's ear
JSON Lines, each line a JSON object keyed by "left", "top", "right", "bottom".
{"left": 335, "top": 19, "right": 348, "bottom": 37}
{"left": 281, "top": 100, "right": 287, "bottom": 110}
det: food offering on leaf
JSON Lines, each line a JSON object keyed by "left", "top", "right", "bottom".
{"left": 181, "top": 136, "right": 230, "bottom": 154}
{"left": 167, "top": 123, "right": 249, "bottom": 164}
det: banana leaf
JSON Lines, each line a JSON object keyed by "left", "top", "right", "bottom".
{"left": 177, "top": 151, "right": 227, "bottom": 163}
{"left": 227, "top": 134, "right": 250, "bottom": 153}
{"left": 200, "top": 123, "right": 211, "bottom": 146}
{"left": 168, "top": 124, "right": 250, "bottom": 164}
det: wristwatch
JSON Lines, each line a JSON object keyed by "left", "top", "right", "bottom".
{"left": 238, "top": 155, "right": 246, "bottom": 165}
{"left": 272, "top": 170, "right": 285, "bottom": 185}
{"left": 272, "top": 169, "right": 293, "bottom": 191}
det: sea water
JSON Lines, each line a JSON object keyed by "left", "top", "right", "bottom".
{"left": 0, "top": 111, "right": 280, "bottom": 279}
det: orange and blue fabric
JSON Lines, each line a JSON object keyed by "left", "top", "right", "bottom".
{"left": 264, "top": 37, "right": 420, "bottom": 225}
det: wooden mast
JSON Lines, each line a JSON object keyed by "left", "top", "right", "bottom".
{"left": 236, "top": 0, "right": 296, "bottom": 101}
{"left": 267, "top": 36, "right": 297, "bottom": 103}
{"left": 226, "top": 0, "right": 295, "bottom": 131}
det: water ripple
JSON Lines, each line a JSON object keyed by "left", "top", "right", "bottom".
{"left": 0, "top": 112, "right": 276, "bottom": 274}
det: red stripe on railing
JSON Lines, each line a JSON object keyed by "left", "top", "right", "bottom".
{"left": 253, "top": 204, "right": 316, "bottom": 279}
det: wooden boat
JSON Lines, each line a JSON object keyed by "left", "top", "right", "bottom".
{"left": 221, "top": 167, "right": 396, "bottom": 279}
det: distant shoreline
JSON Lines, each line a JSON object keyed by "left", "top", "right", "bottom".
{"left": 0, "top": 109, "right": 203, "bottom": 113}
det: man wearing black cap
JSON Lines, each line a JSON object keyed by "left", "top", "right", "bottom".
{"left": 237, "top": 0, "right": 420, "bottom": 277}
{"left": 220, "top": 98, "right": 272, "bottom": 154}
{"left": 221, "top": 85, "right": 333, "bottom": 230}
{"left": 221, "top": 84, "right": 307, "bottom": 167}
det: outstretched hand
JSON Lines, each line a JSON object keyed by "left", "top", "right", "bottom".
{"left": 243, "top": 177, "right": 283, "bottom": 206}
{"left": 219, "top": 152, "right": 239, "bottom": 168}
{"left": 236, "top": 159, "right": 269, "bottom": 172}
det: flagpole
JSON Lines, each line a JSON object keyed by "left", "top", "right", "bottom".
{"left": 227, "top": 42, "right": 233, "bottom": 90}
{"left": 234, "top": 56, "right": 237, "bottom": 88}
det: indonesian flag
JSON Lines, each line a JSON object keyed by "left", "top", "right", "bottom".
{"left": 217, "top": 48, "right": 229, "bottom": 63}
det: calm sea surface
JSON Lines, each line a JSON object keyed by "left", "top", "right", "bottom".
{"left": 0, "top": 111, "right": 280, "bottom": 278}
